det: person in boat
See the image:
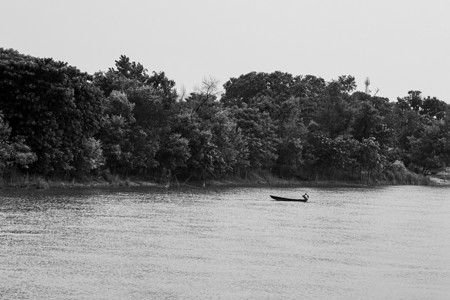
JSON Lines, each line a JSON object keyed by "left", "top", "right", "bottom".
{"left": 302, "top": 193, "right": 309, "bottom": 201}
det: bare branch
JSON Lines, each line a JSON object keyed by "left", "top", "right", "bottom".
{"left": 373, "top": 88, "right": 379, "bottom": 97}
{"left": 193, "top": 75, "right": 221, "bottom": 113}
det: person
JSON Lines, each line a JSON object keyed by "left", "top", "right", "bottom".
{"left": 302, "top": 192, "right": 309, "bottom": 201}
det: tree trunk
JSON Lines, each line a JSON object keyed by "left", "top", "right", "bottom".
{"left": 359, "top": 166, "right": 363, "bottom": 183}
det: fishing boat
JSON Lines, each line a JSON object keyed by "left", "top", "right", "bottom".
{"left": 270, "top": 195, "right": 308, "bottom": 202}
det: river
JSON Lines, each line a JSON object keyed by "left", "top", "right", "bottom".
{"left": 1, "top": 185, "right": 449, "bottom": 299}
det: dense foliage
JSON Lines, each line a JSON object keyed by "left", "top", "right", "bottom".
{"left": 1, "top": 48, "right": 449, "bottom": 184}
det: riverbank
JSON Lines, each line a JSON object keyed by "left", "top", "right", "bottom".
{"left": 2, "top": 169, "right": 449, "bottom": 191}
{"left": 0, "top": 177, "right": 339, "bottom": 190}
{"left": 429, "top": 169, "right": 450, "bottom": 185}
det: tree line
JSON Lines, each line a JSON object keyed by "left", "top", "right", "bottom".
{"left": 1, "top": 48, "right": 449, "bottom": 185}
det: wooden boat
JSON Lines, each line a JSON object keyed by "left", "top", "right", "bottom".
{"left": 270, "top": 195, "right": 308, "bottom": 202}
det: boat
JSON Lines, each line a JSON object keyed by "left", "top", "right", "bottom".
{"left": 270, "top": 195, "right": 308, "bottom": 202}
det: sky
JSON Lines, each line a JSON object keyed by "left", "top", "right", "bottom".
{"left": 1, "top": 0, "right": 450, "bottom": 102}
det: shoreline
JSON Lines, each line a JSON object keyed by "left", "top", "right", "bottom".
{"left": 1, "top": 174, "right": 449, "bottom": 191}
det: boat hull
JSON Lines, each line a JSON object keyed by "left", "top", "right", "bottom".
{"left": 270, "top": 195, "right": 308, "bottom": 202}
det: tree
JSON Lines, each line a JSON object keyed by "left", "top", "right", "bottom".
{"left": 207, "top": 109, "right": 248, "bottom": 177}
{"left": 274, "top": 97, "right": 308, "bottom": 177}
{"left": 356, "top": 137, "right": 384, "bottom": 182}
{"left": 0, "top": 113, "right": 37, "bottom": 177}
{"left": 313, "top": 78, "right": 355, "bottom": 138}
{"left": 96, "top": 91, "right": 135, "bottom": 173}
{"left": 391, "top": 92, "right": 449, "bottom": 169}
{"left": 169, "top": 112, "right": 216, "bottom": 183}
{"left": 232, "top": 106, "right": 280, "bottom": 171}
{"left": 302, "top": 130, "right": 359, "bottom": 180}
{"left": 334, "top": 75, "right": 357, "bottom": 93}
{"left": 155, "top": 132, "right": 191, "bottom": 181}
{"left": 114, "top": 55, "right": 149, "bottom": 82}
{"left": 291, "top": 75, "right": 326, "bottom": 99}
{"left": 0, "top": 48, "right": 104, "bottom": 176}
{"left": 75, "top": 137, "right": 105, "bottom": 174}
{"left": 93, "top": 55, "right": 177, "bottom": 106}
{"left": 192, "top": 76, "right": 221, "bottom": 114}
{"left": 391, "top": 93, "right": 426, "bottom": 159}
{"left": 93, "top": 56, "right": 181, "bottom": 177}
{"left": 221, "top": 71, "right": 296, "bottom": 107}
{"left": 421, "top": 96, "right": 447, "bottom": 121}
{"left": 408, "top": 122, "right": 449, "bottom": 175}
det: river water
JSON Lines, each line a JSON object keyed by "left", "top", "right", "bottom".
{"left": 1, "top": 185, "right": 449, "bottom": 299}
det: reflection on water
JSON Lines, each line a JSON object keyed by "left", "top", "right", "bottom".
{"left": 1, "top": 186, "right": 449, "bottom": 299}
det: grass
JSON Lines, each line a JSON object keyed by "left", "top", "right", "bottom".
{"left": 0, "top": 165, "right": 444, "bottom": 190}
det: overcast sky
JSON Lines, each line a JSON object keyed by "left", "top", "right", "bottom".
{"left": 2, "top": 0, "right": 450, "bottom": 102}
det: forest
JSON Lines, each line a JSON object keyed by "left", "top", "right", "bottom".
{"left": 1, "top": 48, "right": 449, "bottom": 186}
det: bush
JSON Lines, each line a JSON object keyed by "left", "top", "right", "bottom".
{"left": 35, "top": 177, "right": 49, "bottom": 189}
